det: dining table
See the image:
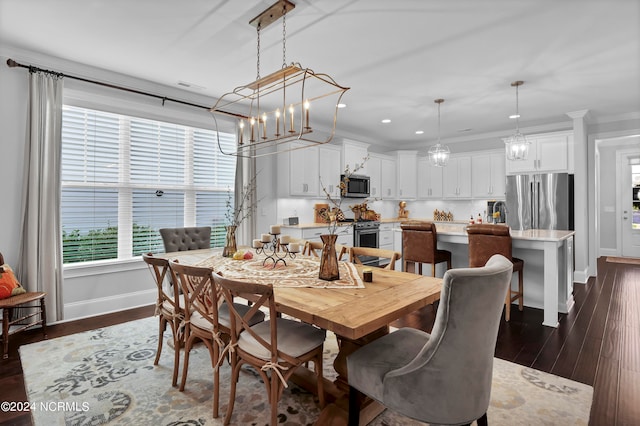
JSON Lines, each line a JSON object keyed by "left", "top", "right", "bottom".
{"left": 158, "top": 248, "right": 442, "bottom": 425}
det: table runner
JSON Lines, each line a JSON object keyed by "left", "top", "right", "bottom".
{"left": 196, "top": 254, "right": 364, "bottom": 289}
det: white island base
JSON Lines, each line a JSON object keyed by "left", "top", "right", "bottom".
{"left": 395, "top": 225, "right": 575, "bottom": 328}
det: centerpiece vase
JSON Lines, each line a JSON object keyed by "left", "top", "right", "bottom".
{"left": 222, "top": 225, "right": 237, "bottom": 257}
{"left": 319, "top": 234, "right": 340, "bottom": 281}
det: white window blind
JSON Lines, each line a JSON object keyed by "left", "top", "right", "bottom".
{"left": 61, "top": 105, "right": 236, "bottom": 264}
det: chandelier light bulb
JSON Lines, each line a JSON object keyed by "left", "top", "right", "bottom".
{"left": 428, "top": 99, "right": 449, "bottom": 167}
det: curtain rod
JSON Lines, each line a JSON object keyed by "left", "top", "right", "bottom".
{"left": 6, "top": 58, "right": 216, "bottom": 112}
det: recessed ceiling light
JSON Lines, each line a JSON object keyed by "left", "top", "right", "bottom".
{"left": 415, "top": 130, "right": 424, "bottom": 135}
{"left": 509, "top": 114, "right": 520, "bottom": 119}
{"left": 337, "top": 103, "right": 347, "bottom": 108}
{"left": 381, "top": 119, "right": 391, "bottom": 124}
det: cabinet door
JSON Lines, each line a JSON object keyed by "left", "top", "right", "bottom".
{"left": 471, "top": 155, "right": 492, "bottom": 198}
{"left": 396, "top": 152, "right": 418, "bottom": 199}
{"left": 319, "top": 145, "right": 342, "bottom": 198}
{"left": 443, "top": 159, "right": 460, "bottom": 198}
{"left": 368, "top": 156, "right": 382, "bottom": 198}
{"left": 289, "top": 144, "right": 319, "bottom": 196}
{"left": 456, "top": 157, "right": 472, "bottom": 198}
{"left": 429, "top": 164, "right": 444, "bottom": 198}
{"left": 342, "top": 140, "right": 369, "bottom": 174}
{"left": 537, "top": 134, "right": 568, "bottom": 172}
{"left": 418, "top": 158, "right": 443, "bottom": 199}
{"left": 490, "top": 152, "right": 506, "bottom": 197}
{"left": 381, "top": 158, "right": 397, "bottom": 199}
{"left": 444, "top": 157, "right": 471, "bottom": 199}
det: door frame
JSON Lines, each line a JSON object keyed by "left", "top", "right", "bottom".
{"left": 617, "top": 148, "right": 640, "bottom": 256}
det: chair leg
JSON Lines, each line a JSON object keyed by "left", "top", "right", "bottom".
{"left": 518, "top": 269, "right": 524, "bottom": 311}
{"left": 224, "top": 357, "right": 241, "bottom": 425}
{"left": 348, "top": 386, "right": 361, "bottom": 426}
{"left": 431, "top": 263, "right": 436, "bottom": 277}
{"left": 270, "top": 373, "right": 280, "bottom": 425}
{"left": 2, "top": 307, "right": 10, "bottom": 359}
{"left": 40, "top": 297, "right": 47, "bottom": 339}
{"left": 505, "top": 290, "right": 511, "bottom": 322}
{"left": 179, "top": 331, "right": 193, "bottom": 392}
{"left": 477, "top": 412, "right": 488, "bottom": 426}
{"left": 154, "top": 316, "right": 165, "bottom": 366}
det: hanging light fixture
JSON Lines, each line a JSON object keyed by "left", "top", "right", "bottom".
{"left": 210, "top": 0, "right": 350, "bottom": 158}
{"left": 428, "top": 98, "right": 450, "bottom": 167}
{"left": 504, "top": 80, "right": 530, "bottom": 161}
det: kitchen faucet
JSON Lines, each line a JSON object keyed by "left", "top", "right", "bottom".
{"left": 492, "top": 200, "right": 507, "bottom": 224}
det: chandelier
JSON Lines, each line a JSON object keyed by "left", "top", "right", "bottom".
{"left": 210, "top": 0, "right": 350, "bottom": 158}
{"left": 504, "top": 80, "right": 530, "bottom": 161}
{"left": 428, "top": 98, "right": 450, "bottom": 167}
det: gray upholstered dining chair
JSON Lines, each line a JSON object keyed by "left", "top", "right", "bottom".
{"left": 347, "top": 254, "right": 513, "bottom": 426}
{"left": 159, "top": 226, "right": 211, "bottom": 253}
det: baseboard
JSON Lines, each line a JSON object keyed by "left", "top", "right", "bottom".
{"left": 573, "top": 267, "right": 590, "bottom": 284}
{"left": 64, "top": 289, "right": 156, "bottom": 322}
{"left": 598, "top": 248, "right": 618, "bottom": 257}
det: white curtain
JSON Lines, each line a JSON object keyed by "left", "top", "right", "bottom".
{"left": 17, "top": 71, "right": 64, "bottom": 322}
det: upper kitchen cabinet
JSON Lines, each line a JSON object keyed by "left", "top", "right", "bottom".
{"left": 443, "top": 156, "right": 472, "bottom": 199}
{"left": 319, "top": 145, "right": 342, "bottom": 198}
{"left": 395, "top": 151, "right": 418, "bottom": 199}
{"left": 367, "top": 155, "right": 382, "bottom": 198}
{"left": 472, "top": 151, "right": 506, "bottom": 199}
{"left": 380, "top": 156, "right": 397, "bottom": 199}
{"left": 342, "top": 139, "right": 370, "bottom": 174}
{"left": 278, "top": 142, "right": 320, "bottom": 197}
{"left": 505, "top": 130, "right": 574, "bottom": 175}
{"left": 417, "top": 157, "right": 443, "bottom": 199}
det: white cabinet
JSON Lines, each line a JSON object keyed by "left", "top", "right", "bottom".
{"left": 379, "top": 222, "right": 395, "bottom": 250}
{"left": 342, "top": 139, "right": 370, "bottom": 174}
{"left": 395, "top": 151, "right": 418, "bottom": 199}
{"left": 278, "top": 142, "right": 319, "bottom": 197}
{"left": 319, "top": 145, "right": 342, "bottom": 198}
{"left": 505, "top": 130, "right": 574, "bottom": 175}
{"left": 443, "top": 156, "right": 472, "bottom": 199}
{"left": 417, "top": 157, "right": 443, "bottom": 199}
{"left": 380, "top": 157, "right": 397, "bottom": 199}
{"left": 368, "top": 156, "right": 382, "bottom": 198}
{"left": 472, "top": 151, "right": 506, "bottom": 198}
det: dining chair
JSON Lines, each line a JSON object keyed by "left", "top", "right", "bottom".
{"left": 214, "top": 274, "right": 326, "bottom": 426}
{"left": 159, "top": 226, "right": 211, "bottom": 253}
{"left": 467, "top": 224, "right": 524, "bottom": 321}
{"left": 347, "top": 254, "right": 514, "bottom": 426}
{"left": 400, "top": 221, "right": 452, "bottom": 277}
{"left": 348, "top": 246, "right": 401, "bottom": 270}
{"left": 142, "top": 253, "right": 183, "bottom": 386}
{"left": 303, "top": 240, "right": 348, "bottom": 261}
{"left": 169, "top": 261, "right": 265, "bottom": 418}
{"left": 0, "top": 252, "right": 47, "bottom": 359}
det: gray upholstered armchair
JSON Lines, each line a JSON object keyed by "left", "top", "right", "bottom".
{"left": 347, "top": 254, "right": 513, "bottom": 426}
{"left": 159, "top": 226, "right": 211, "bottom": 253}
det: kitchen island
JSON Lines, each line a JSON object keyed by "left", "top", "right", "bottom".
{"left": 394, "top": 223, "right": 575, "bottom": 328}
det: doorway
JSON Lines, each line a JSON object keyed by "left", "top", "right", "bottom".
{"left": 617, "top": 150, "right": 640, "bottom": 257}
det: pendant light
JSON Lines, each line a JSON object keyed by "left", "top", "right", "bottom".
{"left": 428, "top": 98, "right": 450, "bottom": 167}
{"left": 504, "top": 80, "right": 530, "bottom": 161}
{"left": 210, "top": 0, "right": 349, "bottom": 158}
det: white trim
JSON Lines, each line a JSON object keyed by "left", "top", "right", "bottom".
{"left": 598, "top": 248, "right": 618, "bottom": 257}
{"left": 64, "top": 257, "right": 146, "bottom": 279}
{"left": 64, "top": 289, "right": 156, "bottom": 322}
{"left": 573, "top": 268, "right": 590, "bottom": 284}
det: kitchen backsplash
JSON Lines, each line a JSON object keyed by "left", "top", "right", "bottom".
{"left": 277, "top": 198, "right": 494, "bottom": 224}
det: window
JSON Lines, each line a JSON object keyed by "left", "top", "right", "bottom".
{"left": 61, "top": 105, "right": 236, "bottom": 264}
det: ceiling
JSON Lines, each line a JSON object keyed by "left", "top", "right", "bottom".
{"left": 1, "top": 0, "right": 639, "bottom": 152}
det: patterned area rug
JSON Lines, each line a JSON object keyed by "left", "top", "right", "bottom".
{"left": 21, "top": 317, "right": 593, "bottom": 425}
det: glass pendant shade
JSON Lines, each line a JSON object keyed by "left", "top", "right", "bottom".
{"left": 505, "top": 130, "right": 530, "bottom": 160}
{"left": 428, "top": 98, "right": 449, "bottom": 167}
{"left": 428, "top": 143, "right": 450, "bottom": 167}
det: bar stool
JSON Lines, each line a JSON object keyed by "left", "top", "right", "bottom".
{"left": 466, "top": 224, "right": 524, "bottom": 321}
{"left": 400, "top": 222, "right": 452, "bottom": 277}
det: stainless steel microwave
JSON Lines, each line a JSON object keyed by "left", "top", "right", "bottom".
{"left": 341, "top": 174, "right": 370, "bottom": 198}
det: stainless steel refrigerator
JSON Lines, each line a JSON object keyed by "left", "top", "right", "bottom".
{"left": 505, "top": 173, "right": 574, "bottom": 230}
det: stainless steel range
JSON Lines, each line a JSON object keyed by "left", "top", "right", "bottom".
{"left": 353, "top": 220, "right": 380, "bottom": 266}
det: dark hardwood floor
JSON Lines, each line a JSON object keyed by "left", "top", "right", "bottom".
{"left": 1, "top": 257, "right": 638, "bottom": 425}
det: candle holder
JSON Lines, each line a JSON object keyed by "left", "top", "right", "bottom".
{"left": 255, "top": 233, "right": 298, "bottom": 267}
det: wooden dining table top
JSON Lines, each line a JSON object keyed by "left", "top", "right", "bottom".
{"left": 157, "top": 248, "right": 442, "bottom": 340}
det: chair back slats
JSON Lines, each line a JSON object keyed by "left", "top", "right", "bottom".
{"left": 170, "top": 262, "right": 220, "bottom": 328}
{"left": 349, "top": 247, "right": 401, "bottom": 270}
{"left": 142, "top": 253, "right": 179, "bottom": 314}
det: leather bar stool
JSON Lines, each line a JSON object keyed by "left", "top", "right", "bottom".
{"left": 400, "top": 222, "right": 452, "bottom": 277}
{"left": 466, "top": 224, "right": 524, "bottom": 321}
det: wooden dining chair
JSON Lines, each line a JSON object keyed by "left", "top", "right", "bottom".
{"left": 349, "top": 246, "right": 401, "bottom": 270}
{"left": 303, "top": 240, "right": 348, "bottom": 261}
{"left": 169, "top": 261, "right": 265, "bottom": 418}
{"left": 142, "top": 253, "right": 184, "bottom": 387}
{"left": 214, "top": 274, "right": 326, "bottom": 426}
